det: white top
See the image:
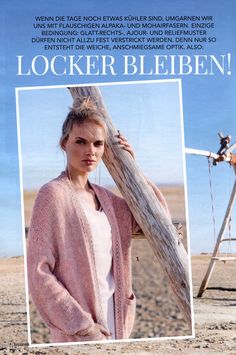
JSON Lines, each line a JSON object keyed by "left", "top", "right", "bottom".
{"left": 82, "top": 203, "right": 116, "bottom": 339}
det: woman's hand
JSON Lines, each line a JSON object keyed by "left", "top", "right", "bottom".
{"left": 76, "top": 322, "right": 111, "bottom": 339}
{"left": 99, "top": 324, "right": 112, "bottom": 338}
{"left": 117, "top": 131, "right": 135, "bottom": 159}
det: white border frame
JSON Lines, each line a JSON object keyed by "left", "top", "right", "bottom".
{"left": 15, "top": 78, "right": 195, "bottom": 348}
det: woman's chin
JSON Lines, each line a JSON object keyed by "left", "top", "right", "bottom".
{"left": 86, "top": 166, "right": 97, "bottom": 172}
{"left": 80, "top": 164, "right": 98, "bottom": 173}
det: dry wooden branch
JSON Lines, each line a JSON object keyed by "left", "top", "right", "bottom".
{"left": 69, "top": 85, "right": 192, "bottom": 327}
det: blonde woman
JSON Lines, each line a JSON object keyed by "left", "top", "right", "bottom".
{"left": 27, "top": 100, "right": 170, "bottom": 343}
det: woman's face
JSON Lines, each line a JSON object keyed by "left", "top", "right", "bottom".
{"left": 63, "top": 120, "right": 105, "bottom": 175}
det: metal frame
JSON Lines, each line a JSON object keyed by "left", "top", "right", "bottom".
{"left": 185, "top": 136, "right": 236, "bottom": 297}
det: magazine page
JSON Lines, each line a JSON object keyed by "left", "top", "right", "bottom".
{"left": 0, "top": 0, "right": 235, "bottom": 354}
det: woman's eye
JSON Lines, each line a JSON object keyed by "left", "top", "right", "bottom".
{"left": 95, "top": 141, "right": 104, "bottom": 147}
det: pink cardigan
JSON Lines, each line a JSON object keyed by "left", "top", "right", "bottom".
{"left": 27, "top": 172, "right": 138, "bottom": 343}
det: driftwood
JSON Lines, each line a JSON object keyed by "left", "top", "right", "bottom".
{"left": 69, "top": 85, "right": 191, "bottom": 327}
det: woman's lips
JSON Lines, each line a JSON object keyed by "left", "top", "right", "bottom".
{"left": 83, "top": 159, "right": 96, "bottom": 165}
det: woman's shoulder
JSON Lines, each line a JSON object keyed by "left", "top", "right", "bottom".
{"left": 37, "top": 172, "right": 69, "bottom": 200}
{"left": 92, "top": 184, "right": 122, "bottom": 200}
{"left": 91, "top": 183, "right": 129, "bottom": 209}
{"left": 92, "top": 185, "right": 134, "bottom": 229}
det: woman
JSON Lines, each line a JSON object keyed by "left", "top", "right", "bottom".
{"left": 27, "top": 99, "right": 170, "bottom": 343}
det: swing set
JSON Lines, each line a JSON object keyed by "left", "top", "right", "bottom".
{"left": 186, "top": 133, "right": 236, "bottom": 297}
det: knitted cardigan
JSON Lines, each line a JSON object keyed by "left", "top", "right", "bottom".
{"left": 27, "top": 172, "right": 138, "bottom": 343}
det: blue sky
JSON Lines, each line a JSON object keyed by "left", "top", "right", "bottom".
{"left": 1, "top": 0, "right": 236, "bottom": 256}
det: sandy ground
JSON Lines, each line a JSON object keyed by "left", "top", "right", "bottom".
{"left": 0, "top": 256, "right": 235, "bottom": 354}
{"left": 0, "top": 186, "right": 235, "bottom": 353}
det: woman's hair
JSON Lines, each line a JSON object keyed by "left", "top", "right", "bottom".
{"left": 60, "top": 97, "right": 107, "bottom": 148}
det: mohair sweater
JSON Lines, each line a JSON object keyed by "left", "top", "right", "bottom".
{"left": 27, "top": 172, "right": 138, "bottom": 343}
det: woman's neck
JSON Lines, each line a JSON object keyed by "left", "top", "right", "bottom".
{"left": 66, "top": 168, "right": 89, "bottom": 191}
{"left": 66, "top": 168, "right": 100, "bottom": 210}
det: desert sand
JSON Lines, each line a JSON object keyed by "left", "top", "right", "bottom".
{"left": 1, "top": 256, "right": 235, "bottom": 354}
{"left": 0, "top": 186, "right": 235, "bottom": 354}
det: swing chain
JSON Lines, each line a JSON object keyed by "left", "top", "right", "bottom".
{"left": 207, "top": 157, "right": 217, "bottom": 245}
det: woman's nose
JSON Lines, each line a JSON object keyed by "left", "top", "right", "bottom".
{"left": 87, "top": 144, "right": 95, "bottom": 155}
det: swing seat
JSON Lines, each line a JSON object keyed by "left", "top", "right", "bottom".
{"left": 211, "top": 256, "right": 236, "bottom": 261}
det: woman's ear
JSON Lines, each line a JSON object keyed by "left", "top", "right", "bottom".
{"left": 60, "top": 138, "right": 67, "bottom": 151}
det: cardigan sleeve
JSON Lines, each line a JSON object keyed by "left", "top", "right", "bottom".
{"left": 27, "top": 184, "right": 94, "bottom": 336}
